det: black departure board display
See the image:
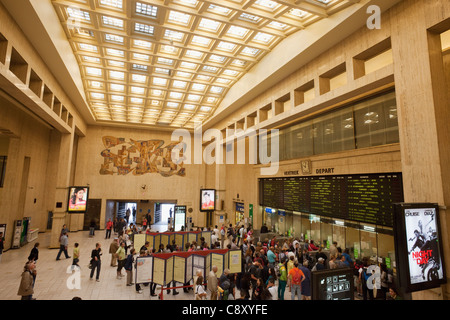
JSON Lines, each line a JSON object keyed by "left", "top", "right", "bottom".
{"left": 260, "top": 173, "right": 403, "bottom": 227}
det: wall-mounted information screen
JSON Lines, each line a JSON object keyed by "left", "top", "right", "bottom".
{"left": 259, "top": 173, "right": 403, "bottom": 227}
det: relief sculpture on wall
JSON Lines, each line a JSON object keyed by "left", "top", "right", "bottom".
{"left": 99, "top": 136, "right": 186, "bottom": 177}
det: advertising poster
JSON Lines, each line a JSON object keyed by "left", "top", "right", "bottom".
{"left": 404, "top": 207, "right": 444, "bottom": 285}
{"left": 211, "top": 253, "right": 224, "bottom": 276}
{"left": 67, "top": 187, "right": 89, "bottom": 213}
{"left": 200, "top": 189, "right": 215, "bottom": 211}
{"left": 135, "top": 256, "right": 153, "bottom": 284}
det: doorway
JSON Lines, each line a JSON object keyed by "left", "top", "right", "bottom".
{"left": 153, "top": 202, "right": 175, "bottom": 232}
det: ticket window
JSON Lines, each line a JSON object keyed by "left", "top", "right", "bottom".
{"left": 360, "top": 224, "right": 378, "bottom": 259}
{"left": 332, "top": 221, "right": 346, "bottom": 252}
{"left": 292, "top": 212, "right": 302, "bottom": 238}
{"left": 310, "top": 215, "right": 321, "bottom": 247}
{"left": 346, "top": 226, "right": 360, "bottom": 260}
{"left": 321, "top": 221, "right": 332, "bottom": 249}
{"left": 300, "top": 213, "right": 311, "bottom": 242}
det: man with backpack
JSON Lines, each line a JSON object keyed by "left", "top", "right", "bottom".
{"left": 288, "top": 261, "right": 305, "bottom": 300}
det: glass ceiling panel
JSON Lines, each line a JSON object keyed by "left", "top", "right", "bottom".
{"left": 52, "top": 0, "right": 352, "bottom": 128}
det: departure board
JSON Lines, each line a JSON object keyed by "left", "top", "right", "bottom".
{"left": 260, "top": 173, "right": 403, "bottom": 227}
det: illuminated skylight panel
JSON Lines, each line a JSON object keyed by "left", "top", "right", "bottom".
{"left": 172, "top": 80, "right": 187, "bottom": 89}
{"left": 191, "top": 83, "right": 206, "bottom": 91}
{"left": 241, "top": 46, "right": 260, "bottom": 56}
{"left": 104, "top": 33, "right": 124, "bottom": 43}
{"left": 105, "top": 48, "right": 124, "bottom": 57}
{"left": 174, "top": 0, "right": 198, "bottom": 7}
{"left": 107, "top": 60, "right": 125, "bottom": 67}
{"left": 176, "top": 71, "right": 192, "bottom": 78}
{"left": 196, "top": 74, "right": 211, "bottom": 81}
{"left": 200, "top": 106, "right": 212, "bottom": 112}
{"left": 187, "top": 94, "right": 201, "bottom": 102}
{"left": 102, "top": 15, "right": 124, "bottom": 28}
{"left": 169, "top": 92, "right": 183, "bottom": 100}
{"left": 110, "top": 83, "right": 124, "bottom": 92}
{"left": 131, "top": 86, "right": 145, "bottom": 95}
{"left": 110, "top": 94, "right": 125, "bottom": 102}
{"left": 130, "top": 97, "right": 144, "bottom": 105}
{"left": 267, "top": 21, "right": 289, "bottom": 30}
{"left": 254, "top": 0, "right": 281, "bottom": 11}
{"left": 133, "top": 39, "right": 152, "bottom": 49}
{"left": 231, "top": 59, "right": 247, "bottom": 67}
{"left": 202, "top": 65, "right": 219, "bottom": 73}
{"left": 253, "top": 32, "right": 275, "bottom": 44}
{"left": 207, "top": 4, "right": 232, "bottom": 16}
{"left": 209, "top": 54, "right": 227, "bottom": 63}
{"left": 154, "top": 67, "right": 170, "bottom": 75}
{"left": 78, "top": 43, "right": 98, "bottom": 52}
{"left": 160, "top": 45, "right": 178, "bottom": 55}
{"left": 184, "top": 104, "right": 196, "bottom": 111}
{"left": 164, "top": 30, "right": 185, "bottom": 42}
{"left": 100, "top": 0, "right": 123, "bottom": 9}
{"left": 136, "top": 2, "right": 158, "bottom": 17}
{"left": 223, "top": 69, "right": 239, "bottom": 77}
{"left": 199, "top": 18, "right": 221, "bottom": 32}
{"left": 215, "top": 78, "right": 231, "bottom": 85}
{"left": 226, "top": 25, "right": 250, "bottom": 38}
{"left": 157, "top": 57, "right": 174, "bottom": 66}
{"left": 191, "top": 35, "right": 212, "bottom": 47}
{"left": 66, "top": 7, "right": 91, "bottom": 22}
{"left": 185, "top": 50, "right": 204, "bottom": 59}
{"left": 132, "top": 52, "right": 150, "bottom": 61}
{"left": 180, "top": 61, "right": 198, "bottom": 70}
{"left": 91, "top": 92, "right": 105, "bottom": 100}
{"left": 217, "top": 41, "right": 237, "bottom": 52}
{"left": 135, "top": 22, "right": 155, "bottom": 35}
{"left": 132, "top": 64, "right": 148, "bottom": 71}
{"left": 89, "top": 80, "right": 104, "bottom": 88}
{"left": 86, "top": 66, "right": 102, "bottom": 76}
{"left": 82, "top": 55, "right": 100, "bottom": 63}
{"left": 168, "top": 11, "right": 191, "bottom": 26}
{"left": 109, "top": 70, "right": 125, "bottom": 79}
{"left": 288, "top": 8, "right": 308, "bottom": 18}
{"left": 132, "top": 74, "right": 147, "bottom": 83}
{"left": 239, "top": 13, "right": 261, "bottom": 23}
{"left": 153, "top": 77, "right": 168, "bottom": 86}
{"left": 210, "top": 86, "right": 224, "bottom": 94}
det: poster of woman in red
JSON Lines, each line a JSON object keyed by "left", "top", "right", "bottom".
{"left": 68, "top": 187, "right": 89, "bottom": 212}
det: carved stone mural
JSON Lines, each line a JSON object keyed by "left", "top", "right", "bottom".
{"left": 99, "top": 136, "right": 186, "bottom": 177}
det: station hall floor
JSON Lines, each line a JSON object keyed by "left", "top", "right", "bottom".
{"left": 0, "top": 228, "right": 295, "bottom": 300}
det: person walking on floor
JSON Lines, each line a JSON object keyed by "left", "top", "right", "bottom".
{"left": 72, "top": 243, "right": 80, "bottom": 269}
{"left": 207, "top": 266, "right": 219, "bottom": 300}
{"left": 105, "top": 219, "right": 113, "bottom": 239}
{"left": 17, "top": 261, "right": 36, "bottom": 300}
{"left": 90, "top": 243, "right": 102, "bottom": 282}
{"left": 56, "top": 232, "right": 70, "bottom": 260}
{"left": 28, "top": 242, "right": 39, "bottom": 263}
{"left": 109, "top": 237, "right": 119, "bottom": 267}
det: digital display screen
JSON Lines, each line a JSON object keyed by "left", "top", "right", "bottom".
{"left": 260, "top": 173, "right": 403, "bottom": 227}
{"left": 394, "top": 203, "right": 446, "bottom": 292}
{"left": 67, "top": 186, "right": 89, "bottom": 213}
{"left": 312, "top": 268, "right": 354, "bottom": 300}
{"left": 200, "top": 189, "right": 215, "bottom": 212}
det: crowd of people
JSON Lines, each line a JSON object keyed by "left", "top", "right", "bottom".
{"left": 15, "top": 219, "right": 402, "bottom": 301}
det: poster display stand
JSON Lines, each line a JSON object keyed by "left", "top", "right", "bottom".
{"left": 135, "top": 256, "right": 153, "bottom": 284}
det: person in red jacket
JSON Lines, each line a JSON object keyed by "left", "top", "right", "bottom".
{"left": 105, "top": 219, "right": 113, "bottom": 239}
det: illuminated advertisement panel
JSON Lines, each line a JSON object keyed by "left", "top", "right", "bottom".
{"left": 394, "top": 203, "right": 446, "bottom": 292}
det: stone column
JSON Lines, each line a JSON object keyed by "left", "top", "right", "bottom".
{"left": 390, "top": 0, "right": 450, "bottom": 300}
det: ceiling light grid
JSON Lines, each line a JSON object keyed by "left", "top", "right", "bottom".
{"left": 52, "top": 0, "right": 351, "bottom": 128}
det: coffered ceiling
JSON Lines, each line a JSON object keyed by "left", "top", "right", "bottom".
{"left": 48, "top": 0, "right": 359, "bottom": 129}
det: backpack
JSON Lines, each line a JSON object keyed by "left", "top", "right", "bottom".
{"left": 291, "top": 268, "right": 303, "bottom": 285}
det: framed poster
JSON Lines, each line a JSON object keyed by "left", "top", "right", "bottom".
{"left": 393, "top": 203, "right": 446, "bottom": 292}
{"left": 200, "top": 189, "right": 215, "bottom": 212}
{"left": 67, "top": 186, "right": 89, "bottom": 213}
{"left": 228, "top": 250, "right": 242, "bottom": 274}
{"left": 135, "top": 256, "right": 153, "bottom": 284}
